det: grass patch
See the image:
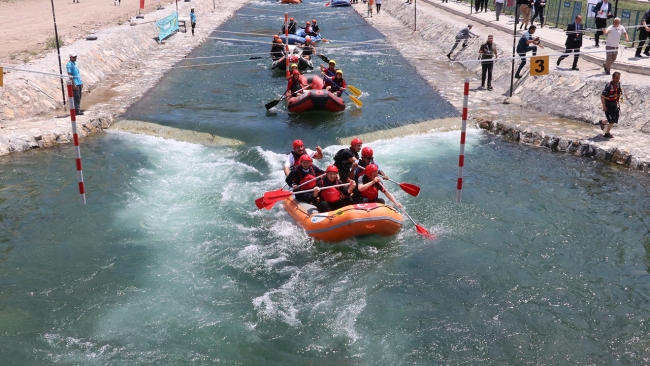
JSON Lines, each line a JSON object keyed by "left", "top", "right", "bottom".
{"left": 45, "top": 36, "right": 64, "bottom": 50}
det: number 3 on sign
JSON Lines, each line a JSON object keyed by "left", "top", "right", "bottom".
{"left": 529, "top": 56, "right": 550, "bottom": 76}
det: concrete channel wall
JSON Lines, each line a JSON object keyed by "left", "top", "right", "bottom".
{"left": 380, "top": 0, "right": 650, "bottom": 170}
{"left": 383, "top": 0, "right": 650, "bottom": 134}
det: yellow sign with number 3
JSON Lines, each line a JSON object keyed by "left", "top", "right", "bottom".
{"left": 529, "top": 56, "right": 550, "bottom": 76}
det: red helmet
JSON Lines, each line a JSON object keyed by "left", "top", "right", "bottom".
{"left": 299, "top": 154, "right": 312, "bottom": 163}
{"left": 292, "top": 139, "right": 304, "bottom": 149}
{"left": 364, "top": 164, "right": 379, "bottom": 175}
{"left": 292, "top": 69, "right": 301, "bottom": 75}
{"left": 326, "top": 165, "right": 338, "bottom": 173}
{"left": 361, "top": 147, "right": 373, "bottom": 157}
{"left": 351, "top": 138, "right": 363, "bottom": 146}
{"left": 290, "top": 17, "right": 294, "bottom": 21}
{"left": 306, "top": 21, "right": 311, "bottom": 25}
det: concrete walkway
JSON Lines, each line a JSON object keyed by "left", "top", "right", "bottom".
{"left": 422, "top": 0, "right": 650, "bottom": 75}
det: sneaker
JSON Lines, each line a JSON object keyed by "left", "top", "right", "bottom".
{"left": 572, "top": 67, "right": 579, "bottom": 71}
{"left": 76, "top": 111, "right": 84, "bottom": 116}
{"left": 515, "top": 73, "right": 522, "bottom": 79}
{"left": 487, "top": 86, "right": 493, "bottom": 91}
{"left": 635, "top": 53, "right": 642, "bottom": 57}
{"left": 645, "top": 52, "right": 650, "bottom": 57}
{"left": 604, "top": 133, "right": 613, "bottom": 138}
{"left": 446, "top": 53, "right": 451, "bottom": 59}
{"left": 556, "top": 58, "right": 561, "bottom": 66}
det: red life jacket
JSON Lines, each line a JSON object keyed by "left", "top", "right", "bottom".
{"left": 298, "top": 167, "right": 317, "bottom": 189}
{"left": 321, "top": 178, "right": 342, "bottom": 203}
{"left": 359, "top": 175, "right": 380, "bottom": 201}
{"left": 290, "top": 151, "right": 302, "bottom": 168}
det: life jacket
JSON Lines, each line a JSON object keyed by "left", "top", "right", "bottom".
{"left": 298, "top": 166, "right": 317, "bottom": 189}
{"left": 320, "top": 178, "right": 342, "bottom": 203}
{"left": 290, "top": 150, "right": 303, "bottom": 168}
{"left": 302, "top": 44, "right": 314, "bottom": 56}
{"left": 358, "top": 175, "right": 380, "bottom": 201}
{"left": 603, "top": 82, "right": 621, "bottom": 102}
{"left": 333, "top": 148, "right": 354, "bottom": 169}
{"left": 288, "top": 78, "right": 304, "bottom": 94}
{"left": 312, "top": 24, "right": 320, "bottom": 34}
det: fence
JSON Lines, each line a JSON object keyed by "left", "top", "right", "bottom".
{"left": 455, "top": 0, "right": 643, "bottom": 42}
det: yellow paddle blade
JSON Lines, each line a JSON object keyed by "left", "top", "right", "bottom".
{"left": 349, "top": 95, "right": 363, "bottom": 107}
{"left": 347, "top": 85, "right": 362, "bottom": 97}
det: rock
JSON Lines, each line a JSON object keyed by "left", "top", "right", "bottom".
{"left": 503, "top": 96, "right": 521, "bottom": 105}
{"left": 612, "top": 147, "right": 631, "bottom": 165}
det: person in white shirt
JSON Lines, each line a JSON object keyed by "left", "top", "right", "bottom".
{"left": 495, "top": 0, "right": 505, "bottom": 21}
{"left": 284, "top": 139, "right": 323, "bottom": 176}
{"left": 593, "top": 0, "right": 613, "bottom": 47}
{"left": 603, "top": 18, "right": 628, "bottom": 75}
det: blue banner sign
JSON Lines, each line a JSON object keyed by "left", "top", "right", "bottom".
{"left": 156, "top": 12, "right": 179, "bottom": 41}
{"left": 564, "top": 1, "right": 570, "bottom": 7}
{"left": 622, "top": 10, "right": 631, "bottom": 19}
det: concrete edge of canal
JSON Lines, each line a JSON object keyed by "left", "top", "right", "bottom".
{"left": 354, "top": 0, "right": 650, "bottom": 172}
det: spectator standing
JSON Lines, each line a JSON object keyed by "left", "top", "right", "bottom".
{"left": 376, "top": 0, "right": 382, "bottom": 14}
{"left": 475, "top": 0, "right": 487, "bottom": 13}
{"left": 603, "top": 18, "right": 628, "bottom": 74}
{"left": 66, "top": 53, "right": 83, "bottom": 115}
{"left": 518, "top": 0, "right": 532, "bottom": 30}
{"left": 530, "top": 0, "right": 546, "bottom": 27}
{"left": 495, "top": 0, "right": 505, "bottom": 21}
{"left": 515, "top": 25, "right": 544, "bottom": 78}
{"left": 446, "top": 25, "right": 478, "bottom": 59}
{"left": 635, "top": 8, "right": 650, "bottom": 57}
{"left": 368, "top": 0, "right": 374, "bottom": 17}
{"left": 190, "top": 8, "right": 196, "bottom": 36}
{"left": 598, "top": 72, "right": 622, "bottom": 138}
{"left": 479, "top": 35, "right": 498, "bottom": 90}
{"left": 557, "top": 15, "right": 584, "bottom": 70}
{"left": 593, "top": 0, "right": 613, "bottom": 47}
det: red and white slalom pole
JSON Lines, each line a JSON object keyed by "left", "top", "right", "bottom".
{"left": 456, "top": 78, "right": 469, "bottom": 203}
{"left": 66, "top": 79, "right": 86, "bottom": 205}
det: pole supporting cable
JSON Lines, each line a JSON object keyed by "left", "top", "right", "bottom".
{"left": 456, "top": 78, "right": 469, "bottom": 204}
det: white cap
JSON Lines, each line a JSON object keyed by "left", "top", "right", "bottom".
{"left": 69, "top": 52, "right": 77, "bottom": 57}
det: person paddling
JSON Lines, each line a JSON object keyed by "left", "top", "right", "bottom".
{"left": 313, "top": 165, "right": 356, "bottom": 212}
{"left": 333, "top": 138, "right": 362, "bottom": 182}
{"left": 355, "top": 164, "right": 402, "bottom": 207}
{"left": 285, "top": 70, "right": 309, "bottom": 98}
{"left": 354, "top": 147, "right": 388, "bottom": 181}
{"left": 284, "top": 139, "right": 323, "bottom": 176}
{"left": 285, "top": 154, "right": 325, "bottom": 205}
{"left": 310, "top": 19, "right": 321, "bottom": 36}
{"left": 323, "top": 70, "right": 347, "bottom": 97}
{"left": 270, "top": 36, "right": 285, "bottom": 61}
{"left": 298, "top": 36, "right": 315, "bottom": 60}
{"left": 282, "top": 17, "right": 297, "bottom": 35}
{"left": 320, "top": 59, "right": 337, "bottom": 77}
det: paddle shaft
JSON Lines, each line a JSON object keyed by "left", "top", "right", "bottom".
{"left": 291, "top": 183, "right": 349, "bottom": 196}
{"left": 322, "top": 74, "right": 352, "bottom": 97}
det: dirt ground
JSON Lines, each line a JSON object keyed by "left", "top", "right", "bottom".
{"left": 0, "top": 0, "right": 168, "bottom": 64}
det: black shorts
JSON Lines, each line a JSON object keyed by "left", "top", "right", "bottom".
{"left": 604, "top": 102, "right": 619, "bottom": 124}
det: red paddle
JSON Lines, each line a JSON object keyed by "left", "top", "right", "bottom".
{"left": 263, "top": 183, "right": 349, "bottom": 209}
{"left": 255, "top": 174, "right": 326, "bottom": 209}
{"left": 400, "top": 208, "right": 436, "bottom": 239}
{"left": 356, "top": 165, "right": 421, "bottom": 197}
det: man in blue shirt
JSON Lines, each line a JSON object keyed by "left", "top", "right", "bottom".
{"left": 190, "top": 8, "right": 197, "bottom": 36}
{"left": 515, "top": 25, "right": 544, "bottom": 78}
{"left": 66, "top": 53, "right": 83, "bottom": 115}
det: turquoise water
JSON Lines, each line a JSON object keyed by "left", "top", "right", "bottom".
{"left": 2, "top": 131, "right": 650, "bottom": 364}
{"left": 2, "top": 0, "right": 650, "bottom": 364}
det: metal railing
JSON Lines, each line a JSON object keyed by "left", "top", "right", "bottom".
{"left": 455, "top": 0, "right": 642, "bottom": 42}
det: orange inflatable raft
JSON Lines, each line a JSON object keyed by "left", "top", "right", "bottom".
{"left": 282, "top": 196, "right": 403, "bottom": 242}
